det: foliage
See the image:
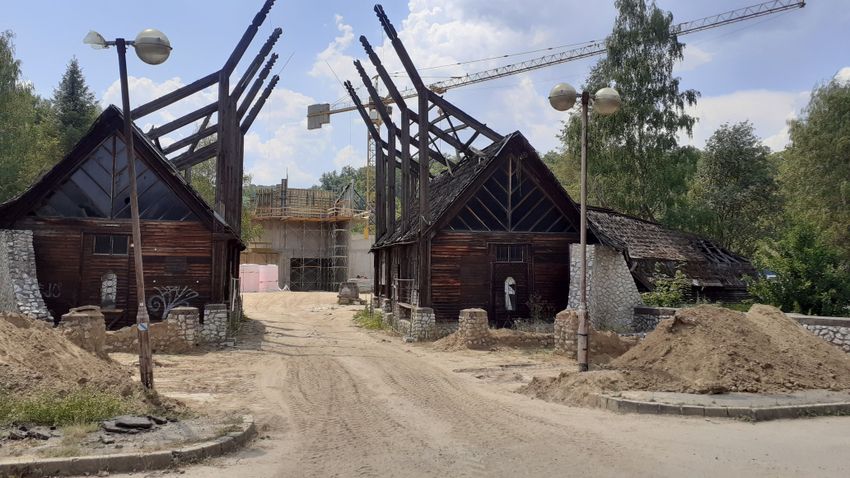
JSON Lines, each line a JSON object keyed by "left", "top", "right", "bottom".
{"left": 0, "top": 31, "right": 61, "bottom": 203}
{"left": 525, "top": 292, "right": 555, "bottom": 322}
{"left": 0, "top": 389, "right": 126, "bottom": 426}
{"left": 557, "top": 0, "right": 698, "bottom": 222}
{"left": 315, "top": 165, "right": 367, "bottom": 195}
{"left": 747, "top": 225, "right": 850, "bottom": 316}
{"left": 52, "top": 57, "right": 99, "bottom": 155}
{"left": 188, "top": 142, "right": 263, "bottom": 245}
{"left": 641, "top": 266, "right": 690, "bottom": 307}
{"left": 684, "top": 122, "right": 778, "bottom": 256}
{"left": 779, "top": 79, "right": 850, "bottom": 255}
{"left": 353, "top": 307, "right": 384, "bottom": 330}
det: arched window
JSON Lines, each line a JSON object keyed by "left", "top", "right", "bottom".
{"left": 101, "top": 271, "right": 117, "bottom": 308}
{"left": 504, "top": 277, "right": 516, "bottom": 311}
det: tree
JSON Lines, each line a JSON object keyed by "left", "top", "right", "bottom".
{"left": 558, "top": 0, "right": 699, "bottom": 222}
{"left": 685, "top": 122, "right": 778, "bottom": 256}
{"left": 0, "top": 31, "right": 60, "bottom": 203}
{"left": 748, "top": 225, "right": 850, "bottom": 316}
{"left": 779, "top": 79, "right": 850, "bottom": 255}
{"left": 52, "top": 57, "right": 99, "bottom": 155}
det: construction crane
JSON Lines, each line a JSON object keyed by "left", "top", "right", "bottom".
{"left": 306, "top": 0, "right": 805, "bottom": 234}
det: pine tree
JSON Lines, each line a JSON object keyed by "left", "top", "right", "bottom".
{"left": 52, "top": 57, "right": 99, "bottom": 155}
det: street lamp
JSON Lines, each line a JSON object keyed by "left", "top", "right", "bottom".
{"left": 548, "top": 82, "right": 620, "bottom": 372}
{"left": 84, "top": 29, "right": 172, "bottom": 390}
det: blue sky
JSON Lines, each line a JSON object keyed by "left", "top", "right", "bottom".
{"left": 4, "top": 0, "right": 849, "bottom": 187}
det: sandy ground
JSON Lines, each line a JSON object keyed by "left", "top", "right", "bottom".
{"left": 108, "top": 291, "right": 850, "bottom": 478}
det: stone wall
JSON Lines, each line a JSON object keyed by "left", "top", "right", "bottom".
{"left": 409, "top": 307, "right": 435, "bottom": 341}
{"left": 58, "top": 306, "right": 107, "bottom": 359}
{"left": 568, "top": 244, "right": 642, "bottom": 332}
{"left": 0, "top": 230, "right": 52, "bottom": 322}
{"left": 457, "top": 308, "right": 491, "bottom": 349}
{"left": 554, "top": 308, "right": 636, "bottom": 358}
{"left": 201, "top": 304, "right": 229, "bottom": 345}
{"left": 633, "top": 306, "right": 850, "bottom": 354}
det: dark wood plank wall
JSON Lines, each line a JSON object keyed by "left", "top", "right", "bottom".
{"left": 16, "top": 217, "right": 224, "bottom": 325}
{"left": 429, "top": 230, "right": 576, "bottom": 323}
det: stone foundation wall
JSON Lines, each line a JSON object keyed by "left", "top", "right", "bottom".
{"left": 554, "top": 308, "right": 635, "bottom": 357}
{"left": 58, "top": 306, "right": 107, "bottom": 359}
{"left": 568, "top": 244, "right": 642, "bottom": 332}
{"left": 512, "top": 319, "right": 555, "bottom": 334}
{"left": 409, "top": 307, "right": 435, "bottom": 341}
{"left": 0, "top": 230, "right": 51, "bottom": 322}
{"left": 458, "top": 308, "right": 491, "bottom": 349}
{"left": 632, "top": 306, "right": 678, "bottom": 333}
{"left": 434, "top": 321, "right": 459, "bottom": 339}
{"left": 201, "top": 304, "right": 229, "bottom": 345}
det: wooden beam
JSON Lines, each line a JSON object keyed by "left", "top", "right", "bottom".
{"left": 172, "top": 142, "right": 217, "bottom": 170}
{"left": 223, "top": 0, "right": 277, "bottom": 75}
{"left": 232, "top": 28, "right": 282, "bottom": 100}
{"left": 162, "top": 124, "right": 216, "bottom": 155}
{"left": 240, "top": 74, "right": 279, "bottom": 134}
{"left": 238, "top": 53, "right": 278, "bottom": 119}
{"left": 148, "top": 103, "right": 217, "bottom": 139}
{"left": 428, "top": 92, "right": 502, "bottom": 142}
{"left": 131, "top": 71, "right": 218, "bottom": 119}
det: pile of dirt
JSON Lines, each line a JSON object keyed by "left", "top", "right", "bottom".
{"left": 433, "top": 328, "right": 553, "bottom": 351}
{"left": 522, "top": 305, "right": 850, "bottom": 405}
{"left": 0, "top": 313, "right": 133, "bottom": 396}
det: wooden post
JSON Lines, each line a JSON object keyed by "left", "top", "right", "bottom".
{"left": 417, "top": 93, "right": 430, "bottom": 307}
{"left": 116, "top": 38, "right": 153, "bottom": 390}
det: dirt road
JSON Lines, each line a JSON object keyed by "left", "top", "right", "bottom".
{"left": 120, "top": 292, "right": 850, "bottom": 477}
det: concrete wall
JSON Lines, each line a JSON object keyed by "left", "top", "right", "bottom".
{"left": 348, "top": 235, "right": 373, "bottom": 281}
{"left": 568, "top": 244, "right": 643, "bottom": 332}
{"left": 0, "top": 230, "right": 52, "bottom": 322}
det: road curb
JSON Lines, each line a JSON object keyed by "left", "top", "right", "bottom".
{"left": 597, "top": 395, "right": 850, "bottom": 421}
{"left": 0, "top": 415, "right": 256, "bottom": 477}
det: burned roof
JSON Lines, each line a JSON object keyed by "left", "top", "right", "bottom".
{"left": 0, "top": 106, "right": 242, "bottom": 246}
{"left": 587, "top": 207, "right": 755, "bottom": 289}
{"left": 373, "top": 133, "right": 515, "bottom": 248}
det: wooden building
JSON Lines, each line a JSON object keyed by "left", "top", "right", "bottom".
{"left": 0, "top": 107, "right": 243, "bottom": 327}
{"left": 373, "top": 132, "right": 585, "bottom": 325}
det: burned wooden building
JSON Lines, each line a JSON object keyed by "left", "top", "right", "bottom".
{"left": 346, "top": 5, "right": 756, "bottom": 337}
{"left": 0, "top": 107, "right": 242, "bottom": 326}
{"left": 0, "top": 0, "right": 282, "bottom": 326}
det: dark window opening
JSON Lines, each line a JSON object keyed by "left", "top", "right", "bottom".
{"left": 495, "top": 244, "right": 525, "bottom": 263}
{"left": 94, "top": 235, "right": 129, "bottom": 255}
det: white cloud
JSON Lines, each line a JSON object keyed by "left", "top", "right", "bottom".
{"left": 835, "top": 66, "right": 850, "bottom": 84}
{"left": 675, "top": 45, "right": 713, "bottom": 73}
{"left": 683, "top": 89, "right": 809, "bottom": 151}
{"left": 308, "top": 14, "right": 357, "bottom": 86}
{"left": 333, "top": 145, "right": 362, "bottom": 169}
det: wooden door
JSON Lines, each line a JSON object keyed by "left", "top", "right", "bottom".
{"left": 80, "top": 233, "right": 131, "bottom": 328}
{"left": 490, "top": 244, "right": 530, "bottom": 327}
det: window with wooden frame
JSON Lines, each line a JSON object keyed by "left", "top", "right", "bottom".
{"left": 93, "top": 234, "right": 129, "bottom": 256}
{"left": 494, "top": 244, "right": 526, "bottom": 263}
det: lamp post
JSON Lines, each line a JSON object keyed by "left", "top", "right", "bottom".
{"left": 84, "top": 29, "right": 172, "bottom": 390}
{"left": 549, "top": 83, "right": 620, "bottom": 372}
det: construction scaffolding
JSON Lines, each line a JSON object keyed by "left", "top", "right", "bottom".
{"left": 244, "top": 179, "right": 359, "bottom": 292}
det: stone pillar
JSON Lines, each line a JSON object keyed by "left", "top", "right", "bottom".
{"left": 554, "top": 309, "right": 579, "bottom": 356}
{"left": 59, "top": 305, "right": 107, "bottom": 359}
{"left": 457, "top": 308, "right": 490, "bottom": 349}
{"left": 0, "top": 230, "right": 52, "bottom": 322}
{"left": 166, "top": 306, "right": 200, "bottom": 346}
{"left": 409, "top": 307, "right": 436, "bottom": 341}
{"left": 201, "top": 304, "right": 229, "bottom": 345}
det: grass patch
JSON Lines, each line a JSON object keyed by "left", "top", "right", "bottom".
{"left": 353, "top": 308, "right": 384, "bottom": 330}
{"left": 40, "top": 445, "right": 82, "bottom": 458}
{"left": 0, "top": 389, "right": 128, "bottom": 427}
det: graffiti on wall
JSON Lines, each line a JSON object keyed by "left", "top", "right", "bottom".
{"left": 147, "top": 286, "right": 199, "bottom": 319}
{"left": 39, "top": 282, "right": 62, "bottom": 299}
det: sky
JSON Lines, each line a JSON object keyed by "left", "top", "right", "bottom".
{"left": 4, "top": 0, "right": 849, "bottom": 187}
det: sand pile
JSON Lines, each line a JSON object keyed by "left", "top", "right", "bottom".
{"left": 522, "top": 305, "right": 850, "bottom": 405}
{"left": 0, "top": 313, "right": 132, "bottom": 396}
{"left": 433, "top": 328, "right": 554, "bottom": 351}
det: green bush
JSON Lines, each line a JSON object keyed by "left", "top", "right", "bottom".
{"left": 641, "top": 267, "right": 690, "bottom": 307}
{"left": 0, "top": 389, "right": 127, "bottom": 426}
{"left": 748, "top": 225, "right": 850, "bottom": 316}
{"left": 353, "top": 308, "right": 384, "bottom": 330}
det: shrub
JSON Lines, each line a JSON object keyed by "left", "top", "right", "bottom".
{"left": 353, "top": 307, "right": 384, "bottom": 330}
{"left": 748, "top": 226, "right": 850, "bottom": 316}
{"left": 0, "top": 389, "right": 126, "bottom": 426}
{"left": 641, "top": 267, "right": 690, "bottom": 307}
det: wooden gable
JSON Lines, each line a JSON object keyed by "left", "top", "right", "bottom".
{"left": 444, "top": 139, "right": 578, "bottom": 234}
{"left": 33, "top": 133, "right": 198, "bottom": 222}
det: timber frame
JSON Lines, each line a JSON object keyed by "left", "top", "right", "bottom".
{"left": 131, "top": 0, "right": 282, "bottom": 235}
{"left": 347, "top": 5, "right": 504, "bottom": 307}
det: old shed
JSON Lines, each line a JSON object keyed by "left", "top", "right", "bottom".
{"left": 0, "top": 107, "right": 243, "bottom": 327}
